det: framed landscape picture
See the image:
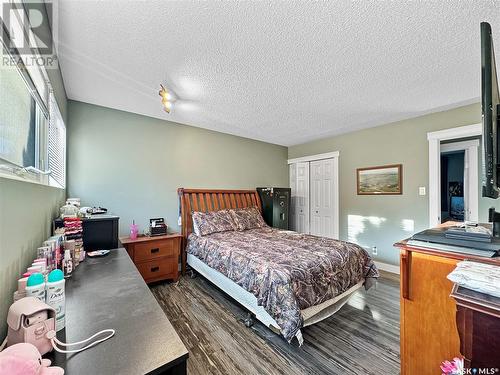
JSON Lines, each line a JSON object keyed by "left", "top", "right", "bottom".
{"left": 357, "top": 164, "right": 402, "bottom": 195}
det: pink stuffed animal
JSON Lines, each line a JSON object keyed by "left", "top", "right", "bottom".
{"left": 0, "top": 342, "right": 64, "bottom": 375}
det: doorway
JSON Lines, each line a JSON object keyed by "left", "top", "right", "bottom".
{"left": 428, "top": 124, "right": 481, "bottom": 227}
{"left": 440, "top": 150, "right": 465, "bottom": 223}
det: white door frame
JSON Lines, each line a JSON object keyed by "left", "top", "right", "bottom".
{"left": 287, "top": 151, "right": 340, "bottom": 239}
{"left": 427, "top": 124, "right": 481, "bottom": 227}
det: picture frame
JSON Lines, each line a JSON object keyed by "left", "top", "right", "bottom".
{"left": 356, "top": 164, "right": 402, "bottom": 195}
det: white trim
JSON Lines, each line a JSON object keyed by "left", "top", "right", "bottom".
{"left": 427, "top": 123, "right": 482, "bottom": 141}
{"left": 287, "top": 151, "right": 339, "bottom": 164}
{"left": 333, "top": 156, "right": 340, "bottom": 239}
{"left": 375, "top": 261, "right": 400, "bottom": 275}
{"left": 428, "top": 124, "right": 481, "bottom": 227}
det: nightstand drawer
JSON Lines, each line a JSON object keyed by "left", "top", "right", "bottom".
{"left": 136, "top": 258, "right": 176, "bottom": 281}
{"left": 120, "top": 233, "right": 182, "bottom": 283}
{"left": 134, "top": 240, "right": 175, "bottom": 262}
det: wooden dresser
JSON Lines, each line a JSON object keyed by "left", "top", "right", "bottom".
{"left": 120, "top": 233, "right": 182, "bottom": 283}
{"left": 395, "top": 236, "right": 500, "bottom": 374}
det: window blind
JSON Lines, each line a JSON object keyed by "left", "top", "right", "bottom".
{"left": 48, "top": 93, "right": 65, "bottom": 188}
{"left": 0, "top": 45, "right": 37, "bottom": 168}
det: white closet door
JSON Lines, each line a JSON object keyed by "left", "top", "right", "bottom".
{"left": 310, "top": 159, "right": 336, "bottom": 238}
{"left": 290, "top": 162, "right": 309, "bottom": 233}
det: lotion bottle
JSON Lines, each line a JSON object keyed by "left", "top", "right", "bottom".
{"left": 46, "top": 269, "right": 66, "bottom": 331}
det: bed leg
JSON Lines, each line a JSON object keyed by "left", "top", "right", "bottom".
{"left": 244, "top": 312, "right": 254, "bottom": 328}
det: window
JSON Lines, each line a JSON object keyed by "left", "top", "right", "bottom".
{"left": 0, "top": 45, "right": 38, "bottom": 169}
{"left": 0, "top": 43, "right": 66, "bottom": 188}
{"left": 48, "top": 93, "right": 65, "bottom": 188}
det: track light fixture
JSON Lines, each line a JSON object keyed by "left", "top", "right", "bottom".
{"left": 159, "top": 84, "right": 172, "bottom": 113}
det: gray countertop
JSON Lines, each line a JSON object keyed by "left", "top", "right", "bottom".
{"left": 49, "top": 248, "right": 188, "bottom": 374}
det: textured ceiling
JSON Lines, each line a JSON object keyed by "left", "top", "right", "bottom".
{"left": 56, "top": 1, "right": 500, "bottom": 146}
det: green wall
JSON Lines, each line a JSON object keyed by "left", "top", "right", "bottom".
{"left": 66, "top": 100, "right": 288, "bottom": 236}
{"left": 0, "top": 180, "right": 65, "bottom": 336}
{"left": 0, "top": 2, "right": 67, "bottom": 337}
{"left": 288, "top": 103, "right": 498, "bottom": 265}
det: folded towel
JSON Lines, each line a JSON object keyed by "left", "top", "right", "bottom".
{"left": 447, "top": 261, "right": 500, "bottom": 298}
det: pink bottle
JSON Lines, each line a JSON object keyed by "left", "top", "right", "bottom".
{"left": 130, "top": 221, "right": 138, "bottom": 240}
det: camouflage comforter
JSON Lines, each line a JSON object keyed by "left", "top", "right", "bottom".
{"left": 187, "top": 227, "right": 379, "bottom": 342}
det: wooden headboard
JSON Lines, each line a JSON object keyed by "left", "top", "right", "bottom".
{"left": 177, "top": 188, "right": 262, "bottom": 274}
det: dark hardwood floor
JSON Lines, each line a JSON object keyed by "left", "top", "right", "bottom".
{"left": 150, "top": 271, "right": 400, "bottom": 375}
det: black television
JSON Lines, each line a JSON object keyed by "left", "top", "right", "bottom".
{"left": 481, "top": 22, "right": 500, "bottom": 199}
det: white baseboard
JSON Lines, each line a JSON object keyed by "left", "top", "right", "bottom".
{"left": 375, "top": 261, "right": 400, "bottom": 275}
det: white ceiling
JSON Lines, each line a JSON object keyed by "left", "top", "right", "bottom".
{"left": 56, "top": 1, "right": 500, "bottom": 146}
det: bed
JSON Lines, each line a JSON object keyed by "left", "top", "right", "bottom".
{"left": 178, "top": 188, "right": 379, "bottom": 344}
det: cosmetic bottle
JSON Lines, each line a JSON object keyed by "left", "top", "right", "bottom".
{"left": 46, "top": 269, "right": 66, "bottom": 331}
{"left": 27, "top": 265, "right": 43, "bottom": 274}
{"left": 43, "top": 239, "right": 57, "bottom": 271}
{"left": 62, "top": 250, "right": 73, "bottom": 278}
{"left": 25, "top": 273, "right": 46, "bottom": 302}
{"left": 130, "top": 221, "right": 139, "bottom": 240}
{"left": 13, "top": 277, "right": 28, "bottom": 302}
{"left": 31, "top": 261, "right": 47, "bottom": 274}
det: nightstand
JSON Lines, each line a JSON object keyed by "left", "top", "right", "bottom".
{"left": 120, "top": 233, "right": 182, "bottom": 283}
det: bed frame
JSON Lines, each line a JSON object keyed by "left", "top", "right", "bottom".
{"left": 177, "top": 188, "right": 362, "bottom": 344}
{"left": 178, "top": 188, "right": 262, "bottom": 274}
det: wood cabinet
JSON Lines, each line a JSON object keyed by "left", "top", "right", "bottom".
{"left": 120, "top": 234, "right": 182, "bottom": 283}
{"left": 396, "top": 240, "right": 500, "bottom": 374}
{"left": 399, "top": 248, "right": 460, "bottom": 374}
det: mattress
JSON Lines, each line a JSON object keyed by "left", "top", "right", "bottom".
{"left": 187, "top": 227, "right": 379, "bottom": 342}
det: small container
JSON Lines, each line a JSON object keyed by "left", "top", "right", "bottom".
{"left": 25, "top": 273, "right": 46, "bottom": 302}
{"left": 33, "top": 258, "right": 47, "bottom": 265}
{"left": 62, "top": 250, "right": 73, "bottom": 278}
{"left": 17, "top": 277, "right": 28, "bottom": 294}
{"left": 47, "top": 269, "right": 66, "bottom": 331}
{"left": 43, "top": 239, "right": 57, "bottom": 271}
{"left": 27, "top": 265, "right": 43, "bottom": 274}
{"left": 130, "top": 222, "right": 139, "bottom": 240}
{"left": 32, "top": 261, "right": 46, "bottom": 274}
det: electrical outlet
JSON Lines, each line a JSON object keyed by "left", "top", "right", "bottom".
{"left": 372, "top": 246, "right": 377, "bottom": 256}
{"left": 178, "top": 216, "right": 182, "bottom": 226}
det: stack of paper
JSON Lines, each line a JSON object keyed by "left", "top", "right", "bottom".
{"left": 447, "top": 261, "right": 500, "bottom": 298}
